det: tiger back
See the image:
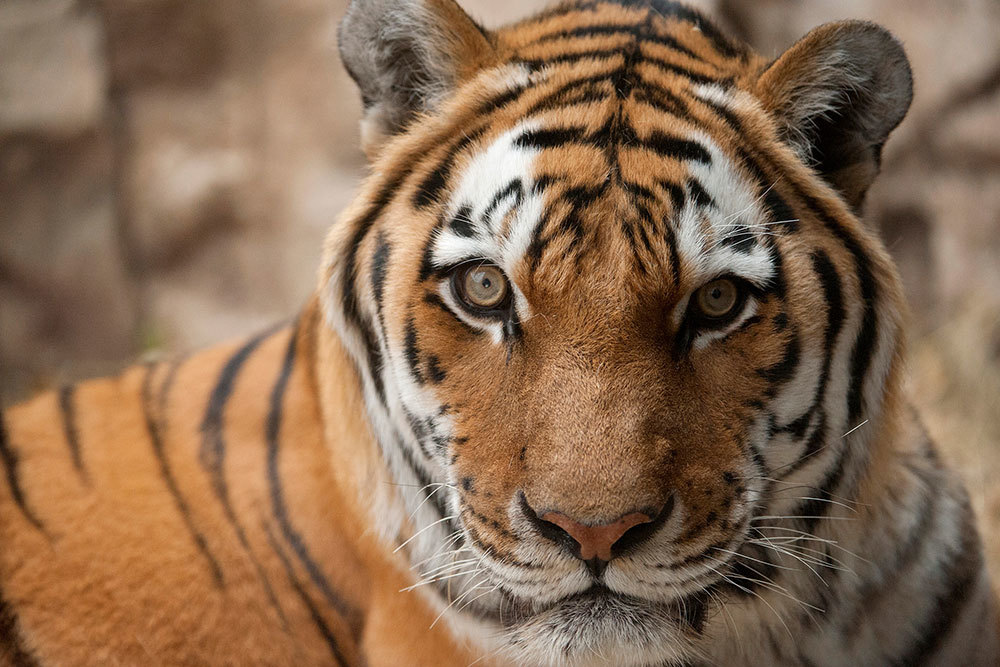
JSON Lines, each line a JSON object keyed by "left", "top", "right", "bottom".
{"left": 3, "top": 1, "right": 999, "bottom": 666}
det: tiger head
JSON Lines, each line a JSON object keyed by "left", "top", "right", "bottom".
{"left": 323, "top": 0, "right": 912, "bottom": 664}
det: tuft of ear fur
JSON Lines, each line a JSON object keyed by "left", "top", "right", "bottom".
{"left": 756, "top": 21, "right": 913, "bottom": 212}
{"left": 338, "top": 0, "right": 495, "bottom": 158}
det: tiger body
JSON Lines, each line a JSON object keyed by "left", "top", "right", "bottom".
{"left": 1, "top": 317, "right": 480, "bottom": 666}
{"left": 2, "top": 1, "right": 998, "bottom": 665}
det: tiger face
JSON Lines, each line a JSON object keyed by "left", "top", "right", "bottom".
{"left": 328, "top": 0, "right": 911, "bottom": 664}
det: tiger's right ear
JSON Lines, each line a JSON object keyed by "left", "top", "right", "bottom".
{"left": 338, "top": 0, "right": 495, "bottom": 158}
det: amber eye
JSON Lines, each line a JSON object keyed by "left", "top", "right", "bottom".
{"left": 453, "top": 262, "right": 510, "bottom": 312}
{"left": 693, "top": 278, "right": 741, "bottom": 320}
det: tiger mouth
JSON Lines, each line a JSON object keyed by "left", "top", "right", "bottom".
{"left": 494, "top": 583, "right": 711, "bottom": 632}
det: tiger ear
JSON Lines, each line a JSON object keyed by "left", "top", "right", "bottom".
{"left": 338, "top": 0, "right": 495, "bottom": 158}
{"left": 755, "top": 21, "right": 913, "bottom": 212}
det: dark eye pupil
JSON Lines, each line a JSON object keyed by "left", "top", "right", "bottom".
{"left": 711, "top": 288, "right": 722, "bottom": 299}
{"left": 482, "top": 277, "right": 492, "bottom": 289}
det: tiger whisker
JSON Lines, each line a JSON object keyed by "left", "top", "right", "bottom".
{"left": 750, "top": 514, "right": 855, "bottom": 522}
{"left": 749, "top": 525, "right": 871, "bottom": 564}
{"left": 401, "top": 567, "right": 486, "bottom": 593}
{"left": 750, "top": 539, "right": 858, "bottom": 575}
{"left": 393, "top": 514, "right": 459, "bottom": 554}
{"left": 702, "top": 558, "right": 797, "bottom": 639}
{"left": 753, "top": 477, "right": 868, "bottom": 508}
{"left": 406, "top": 484, "right": 458, "bottom": 523}
{"left": 711, "top": 547, "right": 801, "bottom": 573}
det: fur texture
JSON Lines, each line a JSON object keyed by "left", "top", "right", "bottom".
{"left": 1, "top": 1, "right": 996, "bottom": 665}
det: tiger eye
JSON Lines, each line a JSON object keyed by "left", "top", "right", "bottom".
{"left": 461, "top": 264, "right": 508, "bottom": 309}
{"left": 694, "top": 278, "right": 739, "bottom": 319}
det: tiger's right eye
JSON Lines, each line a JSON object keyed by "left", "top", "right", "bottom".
{"left": 451, "top": 261, "right": 512, "bottom": 314}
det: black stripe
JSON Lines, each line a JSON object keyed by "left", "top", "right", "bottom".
{"left": 412, "top": 128, "right": 486, "bottom": 210}
{"left": 370, "top": 232, "right": 391, "bottom": 317}
{"left": 141, "top": 362, "right": 225, "bottom": 586}
{"left": 519, "top": 47, "right": 625, "bottom": 71}
{"left": 890, "top": 508, "right": 983, "bottom": 666}
{"left": 266, "top": 331, "right": 362, "bottom": 631}
{"left": 757, "top": 332, "right": 800, "bottom": 386}
{"left": 643, "top": 0, "right": 744, "bottom": 59}
{"left": 0, "top": 406, "right": 43, "bottom": 531}
{"left": 798, "top": 443, "right": 848, "bottom": 538}
{"left": 718, "top": 224, "right": 757, "bottom": 253}
{"left": 396, "top": 430, "right": 453, "bottom": 529}
{"left": 426, "top": 355, "right": 447, "bottom": 384}
{"left": 522, "top": 71, "right": 621, "bottom": 117}
{"left": 776, "top": 251, "right": 845, "bottom": 441}
{"left": 342, "top": 164, "right": 415, "bottom": 407}
{"left": 842, "top": 477, "right": 936, "bottom": 637}
{"left": 196, "top": 328, "right": 288, "bottom": 620}
{"left": 638, "top": 53, "right": 724, "bottom": 86}
{"left": 633, "top": 86, "right": 691, "bottom": 119}
{"left": 780, "top": 182, "right": 880, "bottom": 425}
{"left": 515, "top": 126, "right": 589, "bottom": 150}
{"left": 200, "top": 328, "right": 274, "bottom": 515}
{"left": 482, "top": 179, "right": 524, "bottom": 229}
{"left": 763, "top": 188, "right": 798, "bottom": 232}
{"left": 641, "top": 31, "right": 707, "bottom": 63}
{"left": 643, "top": 132, "right": 711, "bottom": 163}
{"left": 264, "top": 523, "right": 349, "bottom": 667}
{"left": 403, "top": 317, "right": 425, "bottom": 386}
{"left": 448, "top": 205, "right": 476, "bottom": 238}
{"left": 686, "top": 177, "right": 714, "bottom": 208}
{"left": 658, "top": 179, "right": 686, "bottom": 211}
{"left": 58, "top": 384, "right": 87, "bottom": 481}
{"left": 622, "top": 180, "right": 656, "bottom": 202}
{"left": 418, "top": 217, "right": 447, "bottom": 283}
{"left": 0, "top": 582, "right": 39, "bottom": 667}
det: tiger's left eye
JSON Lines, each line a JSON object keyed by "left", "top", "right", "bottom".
{"left": 693, "top": 278, "right": 741, "bottom": 320}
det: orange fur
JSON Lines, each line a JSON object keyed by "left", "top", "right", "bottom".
{"left": 2, "top": 2, "right": 996, "bottom": 665}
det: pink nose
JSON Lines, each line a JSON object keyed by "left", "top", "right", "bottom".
{"left": 540, "top": 511, "right": 655, "bottom": 562}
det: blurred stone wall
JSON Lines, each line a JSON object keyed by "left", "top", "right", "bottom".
{"left": 2, "top": 0, "right": 999, "bottom": 557}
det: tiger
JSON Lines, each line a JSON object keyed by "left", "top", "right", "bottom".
{"left": 1, "top": 0, "right": 997, "bottom": 665}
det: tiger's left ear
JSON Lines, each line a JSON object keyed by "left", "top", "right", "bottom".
{"left": 339, "top": 0, "right": 495, "bottom": 158}
{"left": 755, "top": 21, "right": 913, "bottom": 212}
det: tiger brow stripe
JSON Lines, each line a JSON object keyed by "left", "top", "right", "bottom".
{"left": 141, "top": 362, "right": 225, "bottom": 586}
{"left": 197, "top": 328, "right": 288, "bottom": 620}
{"left": 266, "top": 327, "right": 362, "bottom": 632}
{"left": 263, "top": 522, "right": 349, "bottom": 667}
{"left": 0, "top": 406, "right": 44, "bottom": 532}
{"left": 57, "top": 384, "right": 87, "bottom": 481}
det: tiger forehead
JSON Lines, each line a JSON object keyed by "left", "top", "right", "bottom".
{"left": 396, "top": 1, "right": 783, "bottom": 286}
{"left": 422, "top": 114, "right": 780, "bottom": 301}
{"left": 498, "top": 0, "right": 750, "bottom": 70}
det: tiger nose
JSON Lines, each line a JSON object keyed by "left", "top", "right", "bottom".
{"left": 520, "top": 493, "right": 672, "bottom": 577}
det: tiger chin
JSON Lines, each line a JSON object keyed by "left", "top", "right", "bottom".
{"left": 1, "top": 1, "right": 997, "bottom": 666}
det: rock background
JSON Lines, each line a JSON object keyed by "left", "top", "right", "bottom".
{"left": 2, "top": 0, "right": 999, "bottom": 570}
